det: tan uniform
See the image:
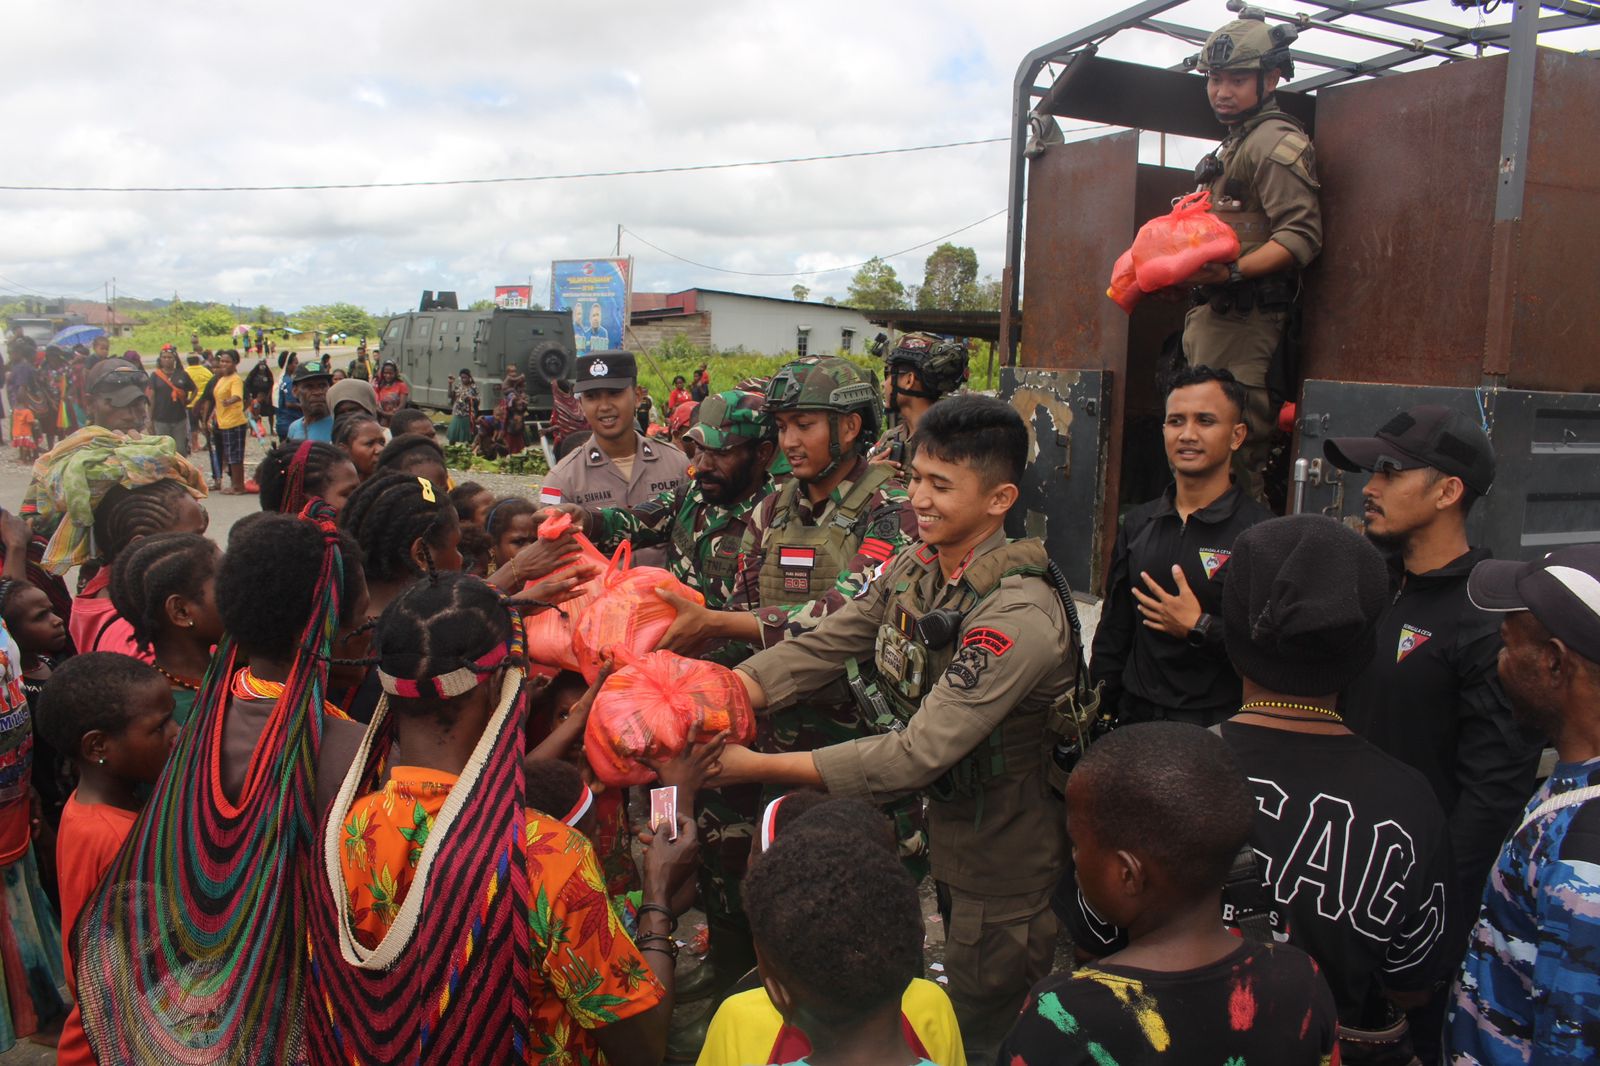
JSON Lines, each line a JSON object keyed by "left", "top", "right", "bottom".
{"left": 540, "top": 431, "right": 689, "bottom": 510}
{"left": 1183, "top": 103, "right": 1321, "bottom": 498}
{"left": 738, "top": 526, "right": 1072, "bottom": 1060}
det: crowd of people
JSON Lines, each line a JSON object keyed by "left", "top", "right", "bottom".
{"left": 0, "top": 316, "right": 1586, "bottom": 1066}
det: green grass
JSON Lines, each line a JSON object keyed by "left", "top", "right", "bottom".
{"left": 631, "top": 342, "right": 1000, "bottom": 399}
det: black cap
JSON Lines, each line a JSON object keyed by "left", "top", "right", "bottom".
{"left": 1324, "top": 405, "right": 1494, "bottom": 496}
{"left": 1468, "top": 545, "right": 1600, "bottom": 665}
{"left": 293, "top": 359, "right": 334, "bottom": 385}
{"left": 574, "top": 350, "right": 637, "bottom": 394}
{"left": 1222, "top": 515, "right": 1389, "bottom": 696}
{"left": 85, "top": 360, "right": 150, "bottom": 407}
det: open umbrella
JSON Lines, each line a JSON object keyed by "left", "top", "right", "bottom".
{"left": 49, "top": 324, "right": 106, "bottom": 349}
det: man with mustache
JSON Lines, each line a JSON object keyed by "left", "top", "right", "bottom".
{"left": 574, "top": 389, "right": 775, "bottom": 612}
{"left": 1326, "top": 404, "right": 1544, "bottom": 1062}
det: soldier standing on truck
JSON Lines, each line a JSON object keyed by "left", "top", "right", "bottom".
{"left": 649, "top": 357, "right": 923, "bottom": 1006}
{"left": 710, "top": 396, "right": 1075, "bottom": 1063}
{"left": 1180, "top": 13, "right": 1321, "bottom": 500}
{"left": 868, "top": 331, "right": 970, "bottom": 478}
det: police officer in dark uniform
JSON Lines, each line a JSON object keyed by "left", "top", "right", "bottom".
{"left": 1181, "top": 13, "right": 1321, "bottom": 500}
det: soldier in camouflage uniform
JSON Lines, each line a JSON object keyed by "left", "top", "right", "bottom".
{"left": 575, "top": 390, "right": 775, "bottom": 611}
{"left": 653, "top": 357, "right": 924, "bottom": 1003}
{"left": 1181, "top": 14, "right": 1321, "bottom": 500}
{"left": 868, "top": 331, "right": 971, "bottom": 478}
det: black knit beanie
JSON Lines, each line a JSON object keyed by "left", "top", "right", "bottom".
{"left": 1222, "top": 514, "right": 1388, "bottom": 697}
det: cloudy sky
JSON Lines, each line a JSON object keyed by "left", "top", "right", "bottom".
{"left": 2, "top": 0, "right": 1580, "bottom": 315}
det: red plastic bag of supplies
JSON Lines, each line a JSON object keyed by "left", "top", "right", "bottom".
{"left": 571, "top": 551, "right": 705, "bottom": 682}
{"left": 1105, "top": 248, "right": 1144, "bottom": 314}
{"left": 1130, "top": 190, "right": 1240, "bottom": 292}
{"left": 584, "top": 651, "right": 756, "bottom": 787}
{"left": 523, "top": 510, "right": 612, "bottom": 673}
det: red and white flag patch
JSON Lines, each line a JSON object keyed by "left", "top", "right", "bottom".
{"left": 539, "top": 486, "right": 563, "bottom": 506}
{"left": 1396, "top": 624, "right": 1432, "bottom": 663}
{"left": 779, "top": 546, "right": 816, "bottom": 569}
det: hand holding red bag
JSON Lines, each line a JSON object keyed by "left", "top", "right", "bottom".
{"left": 523, "top": 509, "right": 612, "bottom": 672}
{"left": 571, "top": 553, "right": 705, "bottom": 682}
{"left": 1104, "top": 190, "right": 1241, "bottom": 313}
{"left": 1130, "top": 190, "right": 1240, "bottom": 292}
{"left": 584, "top": 651, "right": 756, "bottom": 787}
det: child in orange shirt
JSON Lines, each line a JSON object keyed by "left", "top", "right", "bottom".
{"left": 36, "top": 653, "right": 177, "bottom": 1066}
{"left": 10, "top": 408, "right": 34, "bottom": 463}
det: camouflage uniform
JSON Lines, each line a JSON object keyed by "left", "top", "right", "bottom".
{"left": 866, "top": 332, "right": 971, "bottom": 478}
{"left": 587, "top": 391, "right": 773, "bottom": 612}
{"left": 696, "top": 361, "right": 925, "bottom": 997}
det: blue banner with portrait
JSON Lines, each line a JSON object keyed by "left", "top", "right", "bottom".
{"left": 550, "top": 258, "right": 631, "bottom": 356}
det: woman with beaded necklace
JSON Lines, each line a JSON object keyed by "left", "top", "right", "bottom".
{"left": 108, "top": 533, "right": 224, "bottom": 726}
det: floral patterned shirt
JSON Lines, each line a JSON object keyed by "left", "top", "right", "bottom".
{"left": 339, "top": 767, "right": 665, "bottom": 1064}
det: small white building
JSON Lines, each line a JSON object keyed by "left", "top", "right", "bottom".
{"left": 628, "top": 288, "right": 880, "bottom": 358}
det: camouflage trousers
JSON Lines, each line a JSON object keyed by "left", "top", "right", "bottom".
{"left": 697, "top": 697, "right": 930, "bottom": 936}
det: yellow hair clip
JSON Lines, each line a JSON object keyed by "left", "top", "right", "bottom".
{"left": 418, "top": 477, "right": 436, "bottom": 503}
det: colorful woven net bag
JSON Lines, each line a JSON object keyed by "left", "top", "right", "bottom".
{"left": 73, "top": 502, "right": 347, "bottom": 1064}
{"left": 304, "top": 638, "right": 531, "bottom": 1063}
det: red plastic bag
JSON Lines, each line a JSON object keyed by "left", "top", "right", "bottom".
{"left": 584, "top": 651, "right": 756, "bottom": 787}
{"left": 523, "top": 510, "right": 611, "bottom": 673}
{"left": 572, "top": 559, "right": 705, "bottom": 682}
{"left": 1130, "top": 190, "right": 1240, "bottom": 292}
{"left": 1106, "top": 248, "right": 1144, "bottom": 314}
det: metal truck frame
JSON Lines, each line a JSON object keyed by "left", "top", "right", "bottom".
{"left": 998, "top": 0, "right": 1600, "bottom": 595}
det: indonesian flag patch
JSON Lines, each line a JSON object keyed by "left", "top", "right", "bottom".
{"left": 1396, "top": 624, "right": 1433, "bottom": 663}
{"left": 1197, "top": 549, "right": 1231, "bottom": 580}
{"left": 779, "top": 546, "right": 816, "bottom": 569}
{"left": 539, "top": 486, "right": 563, "bottom": 506}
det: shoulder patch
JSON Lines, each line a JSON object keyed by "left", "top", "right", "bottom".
{"left": 1269, "top": 132, "right": 1310, "bottom": 166}
{"left": 962, "top": 628, "right": 1013, "bottom": 657}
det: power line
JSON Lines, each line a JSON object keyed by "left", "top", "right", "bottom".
{"left": 0, "top": 137, "right": 1010, "bottom": 194}
{"left": 622, "top": 208, "right": 1010, "bottom": 279}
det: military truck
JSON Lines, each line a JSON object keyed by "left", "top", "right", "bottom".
{"left": 376, "top": 291, "right": 577, "bottom": 418}
{"left": 998, "top": 0, "right": 1600, "bottom": 595}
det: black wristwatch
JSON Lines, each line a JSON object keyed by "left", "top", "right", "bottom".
{"left": 1186, "top": 614, "right": 1216, "bottom": 648}
{"left": 1226, "top": 261, "right": 1245, "bottom": 286}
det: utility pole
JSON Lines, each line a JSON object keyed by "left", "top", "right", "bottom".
{"left": 615, "top": 224, "right": 622, "bottom": 257}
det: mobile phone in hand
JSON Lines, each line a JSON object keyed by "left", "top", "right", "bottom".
{"left": 649, "top": 785, "right": 678, "bottom": 841}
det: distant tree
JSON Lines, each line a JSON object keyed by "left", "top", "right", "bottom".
{"left": 822, "top": 296, "right": 837, "bottom": 306}
{"left": 916, "top": 243, "right": 980, "bottom": 310}
{"left": 846, "top": 257, "right": 907, "bottom": 311}
{"left": 791, "top": 284, "right": 811, "bottom": 302}
{"left": 468, "top": 298, "right": 497, "bottom": 311}
{"left": 973, "top": 275, "right": 1003, "bottom": 312}
{"left": 187, "top": 304, "right": 235, "bottom": 336}
{"left": 295, "top": 302, "right": 380, "bottom": 337}
{"left": 251, "top": 304, "right": 276, "bottom": 325}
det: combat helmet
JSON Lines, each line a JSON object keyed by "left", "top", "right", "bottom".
{"left": 1193, "top": 12, "right": 1297, "bottom": 79}
{"left": 883, "top": 332, "right": 970, "bottom": 399}
{"left": 764, "top": 357, "right": 881, "bottom": 477}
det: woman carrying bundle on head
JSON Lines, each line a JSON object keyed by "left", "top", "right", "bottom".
{"left": 255, "top": 440, "right": 360, "bottom": 517}
{"left": 72, "top": 504, "right": 371, "bottom": 1063}
{"left": 308, "top": 572, "right": 700, "bottom": 1065}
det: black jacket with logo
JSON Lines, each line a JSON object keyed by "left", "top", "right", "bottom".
{"left": 1090, "top": 483, "right": 1272, "bottom": 723}
{"left": 1342, "top": 547, "right": 1545, "bottom": 909}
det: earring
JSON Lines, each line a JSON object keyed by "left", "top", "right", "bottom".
{"left": 186, "top": 620, "right": 196, "bottom": 628}
{"left": 97, "top": 758, "right": 106, "bottom": 765}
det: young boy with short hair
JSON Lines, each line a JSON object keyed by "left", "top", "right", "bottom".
{"left": 742, "top": 821, "right": 939, "bottom": 1066}
{"left": 1004, "top": 721, "right": 1339, "bottom": 1064}
{"left": 38, "top": 652, "right": 178, "bottom": 1066}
